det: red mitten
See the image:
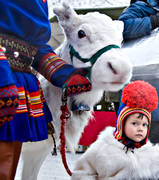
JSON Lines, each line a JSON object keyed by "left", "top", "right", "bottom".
{"left": 62, "top": 69, "right": 91, "bottom": 97}
{"left": 0, "top": 85, "right": 19, "bottom": 126}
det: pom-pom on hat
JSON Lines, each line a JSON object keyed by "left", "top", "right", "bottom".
{"left": 114, "top": 80, "right": 158, "bottom": 147}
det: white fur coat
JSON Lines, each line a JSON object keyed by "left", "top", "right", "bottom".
{"left": 71, "top": 127, "right": 159, "bottom": 180}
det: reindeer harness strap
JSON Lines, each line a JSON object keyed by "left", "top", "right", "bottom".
{"left": 69, "top": 44, "right": 119, "bottom": 65}
{"left": 60, "top": 44, "right": 120, "bottom": 176}
{"left": 69, "top": 44, "right": 119, "bottom": 79}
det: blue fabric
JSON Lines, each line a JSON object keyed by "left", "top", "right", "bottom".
{"left": 0, "top": 0, "right": 76, "bottom": 88}
{"left": 119, "top": 0, "right": 159, "bottom": 40}
{"left": 0, "top": 0, "right": 54, "bottom": 70}
{"left": 0, "top": 0, "right": 78, "bottom": 141}
{"left": 71, "top": 100, "right": 90, "bottom": 112}
{"left": 0, "top": 72, "right": 52, "bottom": 142}
{"left": 50, "top": 64, "right": 75, "bottom": 88}
{"left": 147, "top": 0, "right": 159, "bottom": 6}
{"left": 0, "top": 60, "right": 15, "bottom": 87}
{"left": 0, "top": 0, "right": 52, "bottom": 51}
{"left": 117, "top": 102, "right": 126, "bottom": 117}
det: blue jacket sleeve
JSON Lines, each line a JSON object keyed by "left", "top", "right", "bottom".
{"left": 118, "top": 1, "right": 156, "bottom": 40}
{"left": 32, "top": 43, "right": 76, "bottom": 88}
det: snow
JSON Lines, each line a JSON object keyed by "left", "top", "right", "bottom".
{"left": 48, "top": 0, "right": 130, "bottom": 18}
{"left": 15, "top": 151, "right": 82, "bottom": 180}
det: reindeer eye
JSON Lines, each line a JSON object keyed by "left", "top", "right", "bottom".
{"left": 78, "top": 30, "right": 86, "bottom": 38}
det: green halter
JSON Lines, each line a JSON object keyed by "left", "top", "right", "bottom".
{"left": 69, "top": 44, "right": 120, "bottom": 80}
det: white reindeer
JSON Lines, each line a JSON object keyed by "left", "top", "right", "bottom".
{"left": 19, "top": 3, "right": 132, "bottom": 180}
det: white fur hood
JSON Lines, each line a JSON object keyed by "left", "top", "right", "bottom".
{"left": 72, "top": 127, "right": 159, "bottom": 180}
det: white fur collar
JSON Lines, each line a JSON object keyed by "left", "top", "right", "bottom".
{"left": 92, "top": 126, "right": 159, "bottom": 179}
{"left": 97, "top": 126, "right": 154, "bottom": 152}
{"left": 97, "top": 126, "right": 124, "bottom": 148}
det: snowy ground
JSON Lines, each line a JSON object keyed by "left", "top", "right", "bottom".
{"left": 15, "top": 151, "right": 82, "bottom": 180}
{"left": 48, "top": 0, "right": 130, "bottom": 18}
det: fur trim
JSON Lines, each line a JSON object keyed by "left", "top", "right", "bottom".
{"left": 72, "top": 126, "right": 159, "bottom": 180}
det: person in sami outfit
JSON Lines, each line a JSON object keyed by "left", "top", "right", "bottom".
{"left": 71, "top": 81, "right": 159, "bottom": 180}
{"left": 0, "top": 0, "right": 91, "bottom": 179}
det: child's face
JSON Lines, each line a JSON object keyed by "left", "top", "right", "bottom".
{"left": 124, "top": 113, "right": 149, "bottom": 142}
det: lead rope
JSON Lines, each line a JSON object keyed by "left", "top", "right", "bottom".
{"left": 60, "top": 92, "right": 72, "bottom": 176}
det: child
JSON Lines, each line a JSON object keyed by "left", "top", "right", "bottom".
{"left": 71, "top": 80, "right": 159, "bottom": 180}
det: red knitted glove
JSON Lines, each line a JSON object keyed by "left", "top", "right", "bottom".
{"left": 62, "top": 68, "right": 91, "bottom": 97}
{"left": 0, "top": 85, "right": 19, "bottom": 126}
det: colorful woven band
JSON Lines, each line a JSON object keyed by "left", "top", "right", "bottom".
{"left": 39, "top": 53, "right": 66, "bottom": 81}
{"left": 0, "top": 84, "right": 19, "bottom": 126}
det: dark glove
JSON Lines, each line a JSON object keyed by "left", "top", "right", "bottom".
{"left": 62, "top": 68, "right": 91, "bottom": 97}
{"left": 130, "top": 0, "right": 137, "bottom": 4}
{"left": 150, "top": 13, "right": 159, "bottom": 30}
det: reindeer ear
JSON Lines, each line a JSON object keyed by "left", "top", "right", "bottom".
{"left": 113, "top": 20, "right": 124, "bottom": 33}
{"left": 112, "top": 20, "right": 124, "bottom": 44}
{"left": 53, "top": 2, "right": 78, "bottom": 24}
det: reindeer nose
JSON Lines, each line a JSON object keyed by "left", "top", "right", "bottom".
{"left": 107, "top": 62, "right": 117, "bottom": 74}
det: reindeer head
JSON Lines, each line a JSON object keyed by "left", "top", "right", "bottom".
{"left": 54, "top": 2, "right": 132, "bottom": 92}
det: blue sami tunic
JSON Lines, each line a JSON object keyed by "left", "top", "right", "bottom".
{"left": 0, "top": 0, "right": 76, "bottom": 142}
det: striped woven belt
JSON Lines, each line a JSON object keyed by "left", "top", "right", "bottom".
{"left": 0, "top": 33, "right": 37, "bottom": 73}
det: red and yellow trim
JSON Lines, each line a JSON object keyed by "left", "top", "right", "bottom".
{"left": 16, "top": 87, "right": 44, "bottom": 117}
{"left": 39, "top": 53, "right": 66, "bottom": 82}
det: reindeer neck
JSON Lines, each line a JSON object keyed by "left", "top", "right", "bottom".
{"left": 56, "top": 41, "right": 72, "bottom": 65}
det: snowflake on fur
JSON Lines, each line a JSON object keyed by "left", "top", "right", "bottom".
{"left": 121, "top": 80, "right": 158, "bottom": 112}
